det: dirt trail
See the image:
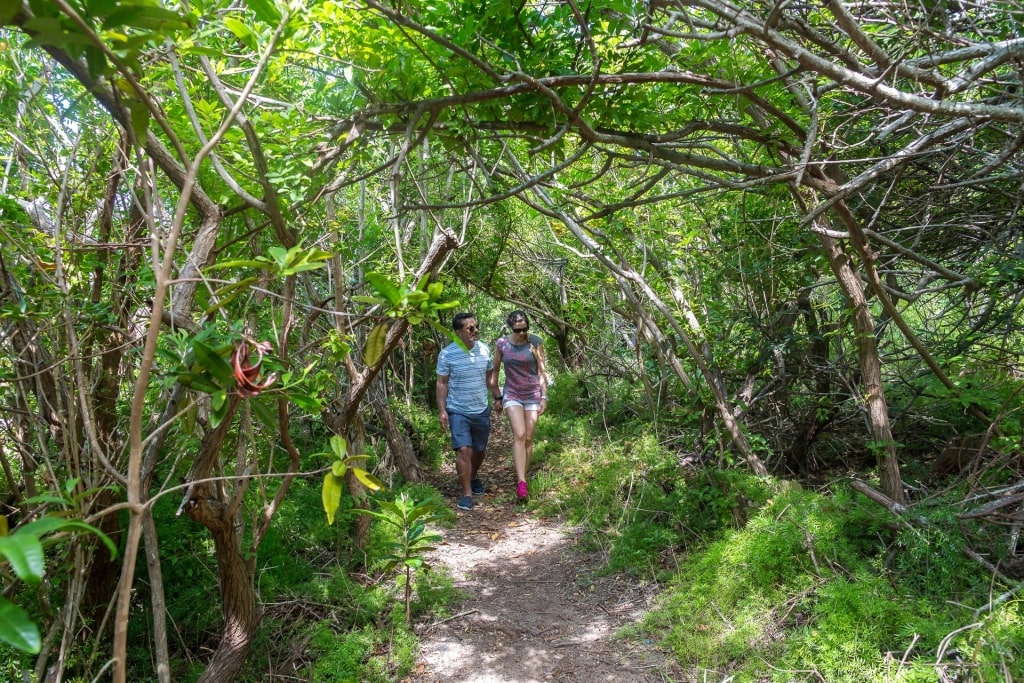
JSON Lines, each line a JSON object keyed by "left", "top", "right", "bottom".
{"left": 406, "top": 421, "right": 683, "bottom": 683}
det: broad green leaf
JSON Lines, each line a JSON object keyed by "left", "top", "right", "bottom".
{"left": 351, "top": 295, "right": 388, "bottom": 306}
{"left": 329, "top": 435, "right": 348, "bottom": 459}
{"left": 364, "top": 272, "right": 402, "bottom": 306}
{"left": 15, "top": 517, "right": 117, "bottom": 558}
{"left": 204, "top": 277, "right": 259, "bottom": 316}
{"left": 0, "top": 535, "right": 44, "bottom": 584}
{"left": 249, "top": 397, "right": 277, "bottom": 430}
{"left": 427, "top": 318, "right": 467, "bottom": 351}
{"left": 322, "top": 474, "right": 343, "bottom": 525}
{"left": 0, "top": 1, "right": 20, "bottom": 25}
{"left": 331, "top": 460, "right": 347, "bottom": 477}
{"left": 203, "top": 259, "right": 271, "bottom": 271}
{"left": 267, "top": 246, "right": 288, "bottom": 268}
{"left": 19, "top": 493, "right": 71, "bottom": 506}
{"left": 289, "top": 393, "right": 322, "bottom": 413}
{"left": 405, "top": 290, "right": 429, "bottom": 304}
{"left": 14, "top": 516, "right": 68, "bottom": 539}
{"left": 124, "top": 98, "right": 150, "bottom": 141}
{"left": 223, "top": 17, "right": 256, "bottom": 51}
{"left": 0, "top": 598, "right": 40, "bottom": 654}
{"left": 104, "top": 5, "right": 193, "bottom": 31}
{"left": 210, "top": 389, "right": 229, "bottom": 428}
{"left": 84, "top": 45, "right": 106, "bottom": 79}
{"left": 363, "top": 322, "right": 389, "bottom": 367}
{"left": 282, "top": 261, "right": 327, "bottom": 275}
{"left": 244, "top": 0, "right": 282, "bottom": 25}
{"left": 192, "top": 341, "right": 235, "bottom": 386}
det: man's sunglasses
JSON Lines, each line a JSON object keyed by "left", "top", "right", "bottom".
{"left": 512, "top": 327, "right": 529, "bottom": 334}
{"left": 462, "top": 325, "right": 478, "bottom": 332}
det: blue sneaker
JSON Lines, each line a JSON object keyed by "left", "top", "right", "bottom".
{"left": 471, "top": 478, "right": 485, "bottom": 495}
{"left": 456, "top": 495, "right": 474, "bottom": 511}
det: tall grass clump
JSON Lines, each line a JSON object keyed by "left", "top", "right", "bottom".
{"left": 534, "top": 418, "right": 772, "bottom": 578}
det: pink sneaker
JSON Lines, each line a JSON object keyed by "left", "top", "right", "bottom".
{"left": 516, "top": 480, "right": 528, "bottom": 500}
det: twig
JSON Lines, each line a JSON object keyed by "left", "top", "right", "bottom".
{"left": 424, "top": 609, "right": 478, "bottom": 628}
{"left": 936, "top": 622, "right": 981, "bottom": 664}
{"left": 899, "top": 632, "right": 920, "bottom": 669}
{"left": 849, "top": 478, "right": 929, "bottom": 527}
{"left": 962, "top": 547, "right": 1014, "bottom": 584}
{"left": 973, "top": 579, "right": 1024, "bottom": 618}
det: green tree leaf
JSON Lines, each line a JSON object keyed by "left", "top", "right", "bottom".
{"left": 364, "top": 272, "right": 402, "bottom": 306}
{"left": 0, "top": 535, "right": 44, "bottom": 584}
{"left": 243, "top": 0, "right": 282, "bottom": 25}
{"left": 192, "top": 341, "right": 235, "bottom": 387}
{"left": 0, "top": 598, "right": 41, "bottom": 654}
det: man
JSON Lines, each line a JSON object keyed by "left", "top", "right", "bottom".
{"left": 436, "top": 312, "right": 496, "bottom": 511}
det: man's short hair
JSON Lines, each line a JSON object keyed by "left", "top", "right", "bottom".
{"left": 452, "top": 312, "right": 475, "bottom": 331}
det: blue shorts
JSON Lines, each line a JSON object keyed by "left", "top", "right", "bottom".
{"left": 449, "top": 408, "right": 491, "bottom": 453}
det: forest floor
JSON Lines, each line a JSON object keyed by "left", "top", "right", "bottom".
{"left": 405, "top": 420, "right": 686, "bottom": 683}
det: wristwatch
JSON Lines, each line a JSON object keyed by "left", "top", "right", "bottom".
{"left": 493, "top": 395, "right": 503, "bottom": 400}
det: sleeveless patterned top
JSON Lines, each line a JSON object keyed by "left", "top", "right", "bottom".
{"left": 496, "top": 334, "right": 543, "bottom": 402}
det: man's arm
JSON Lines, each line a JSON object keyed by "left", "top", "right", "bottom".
{"left": 487, "top": 347, "right": 502, "bottom": 398}
{"left": 436, "top": 374, "right": 450, "bottom": 430}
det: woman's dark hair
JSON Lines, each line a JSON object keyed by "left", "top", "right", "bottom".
{"left": 506, "top": 310, "right": 528, "bottom": 328}
{"left": 452, "top": 312, "right": 475, "bottom": 330}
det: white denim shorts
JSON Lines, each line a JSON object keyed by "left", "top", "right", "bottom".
{"left": 503, "top": 399, "right": 541, "bottom": 411}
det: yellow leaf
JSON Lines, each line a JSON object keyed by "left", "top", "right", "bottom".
{"left": 363, "top": 322, "right": 389, "bottom": 367}
{"left": 353, "top": 467, "right": 384, "bottom": 492}
{"left": 322, "top": 474, "right": 343, "bottom": 525}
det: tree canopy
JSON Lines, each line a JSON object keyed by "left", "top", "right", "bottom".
{"left": 1, "top": 0, "right": 1021, "bottom": 680}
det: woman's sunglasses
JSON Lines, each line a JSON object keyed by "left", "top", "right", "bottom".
{"left": 512, "top": 326, "right": 528, "bottom": 334}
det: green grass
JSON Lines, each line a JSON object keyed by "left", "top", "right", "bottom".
{"left": 522, "top": 399, "right": 1023, "bottom": 682}
{"left": 626, "top": 485, "right": 1023, "bottom": 681}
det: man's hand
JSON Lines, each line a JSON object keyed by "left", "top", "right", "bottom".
{"left": 439, "top": 409, "right": 450, "bottom": 432}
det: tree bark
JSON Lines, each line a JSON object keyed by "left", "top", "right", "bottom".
{"left": 372, "top": 389, "right": 423, "bottom": 484}
{"left": 181, "top": 396, "right": 261, "bottom": 683}
{"left": 814, "top": 230, "right": 904, "bottom": 503}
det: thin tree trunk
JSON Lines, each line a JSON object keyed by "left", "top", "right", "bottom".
{"left": 813, "top": 228, "right": 904, "bottom": 503}
{"left": 372, "top": 387, "right": 423, "bottom": 483}
{"left": 181, "top": 396, "right": 261, "bottom": 683}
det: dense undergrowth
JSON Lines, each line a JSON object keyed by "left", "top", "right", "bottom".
{"left": 11, "top": 374, "right": 1017, "bottom": 682}
{"left": 531, "top": 376, "right": 1023, "bottom": 682}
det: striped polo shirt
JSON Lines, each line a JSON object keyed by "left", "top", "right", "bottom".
{"left": 436, "top": 340, "right": 492, "bottom": 414}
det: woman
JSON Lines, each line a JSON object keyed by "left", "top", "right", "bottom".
{"left": 488, "top": 310, "right": 548, "bottom": 500}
